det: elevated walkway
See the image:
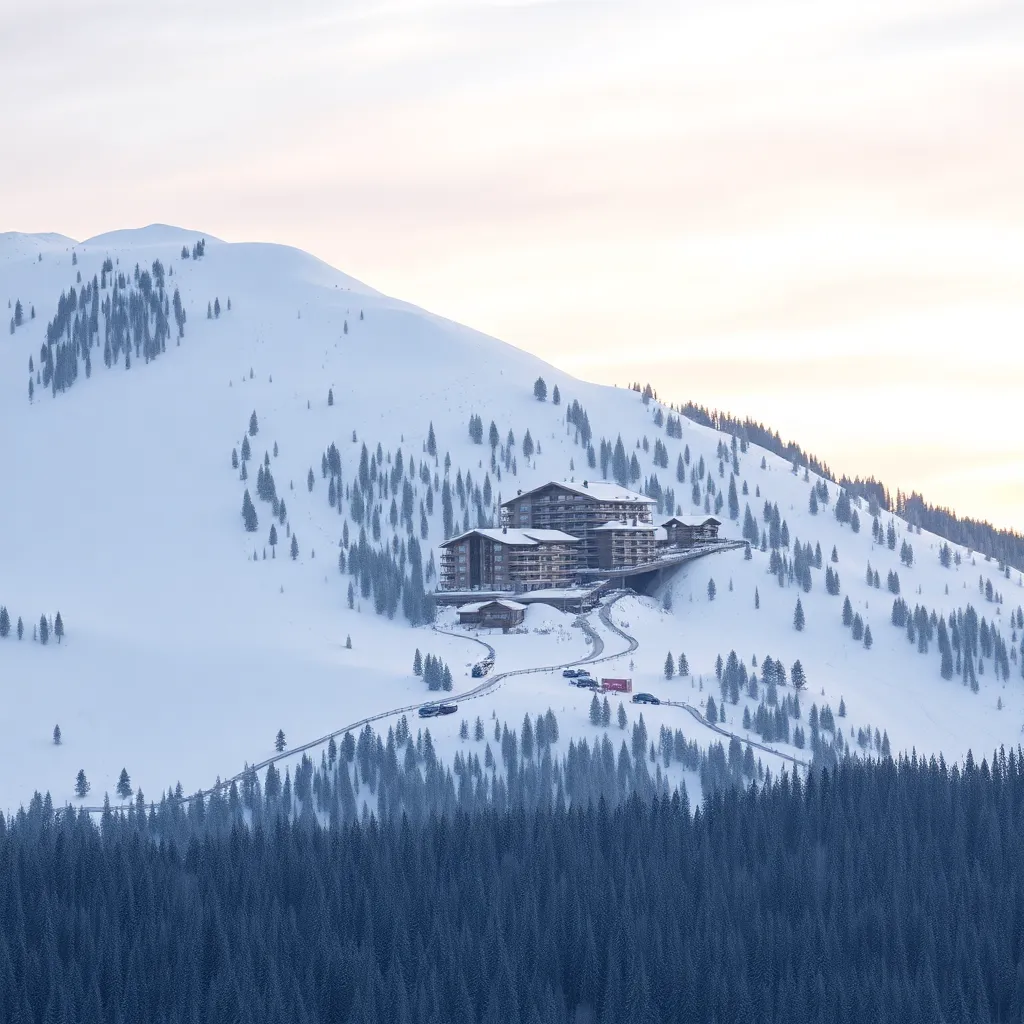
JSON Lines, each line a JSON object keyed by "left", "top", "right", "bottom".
{"left": 577, "top": 539, "right": 747, "bottom": 584}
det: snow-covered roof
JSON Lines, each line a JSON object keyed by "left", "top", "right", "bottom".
{"left": 441, "top": 527, "right": 578, "bottom": 548}
{"left": 502, "top": 480, "right": 657, "bottom": 506}
{"left": 458, "top": 599, "right": 527, "bottom": 613}
{"left": 662, "top": 515, "right": 722, "bottom": 528}
{"left": 595, "top": 520, "right": 657, "bottom": 533}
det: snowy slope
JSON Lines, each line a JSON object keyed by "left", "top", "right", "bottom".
{"left": 1, "top": 224, "right": 1022, "bottom": 812}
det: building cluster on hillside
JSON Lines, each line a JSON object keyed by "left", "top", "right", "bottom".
{"left": 439, "top": 480, "right": 721, "bottom": 595}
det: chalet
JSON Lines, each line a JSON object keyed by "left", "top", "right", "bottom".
{"left": 457, "top": 599, "right": 527, "bottom": 629}
{"left": 594, "top": 520, "right": 658, "bottom": 570}
{"left": 660, "top": 516, "right": 721, "bottom": 547}
{"left": 439, "top": 528, "right": 578, "bottom": 592}
{"left": 501, "top": 481, "right": 656, "bottom": 569}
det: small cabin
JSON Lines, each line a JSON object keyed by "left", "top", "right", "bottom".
{"left": 457, "top": 599, "right": 527, "bottom": 630}
{"left": 661, "top": 516, "right": 722, "bottom": 547}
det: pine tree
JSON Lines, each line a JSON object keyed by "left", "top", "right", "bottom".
{"left": 53, "top": 724, "right": 61, "bottom": 745}
{"left": 707, "top": 578, "right": 717, "bottom": 601}
{"left": 328, "top": 387, "right": 334, "bottom": 406}
{"left": 552, "top": 384, "right": 561, "bottom": 404}
{"left": 522, "top": 429, "right": 534, "bottom": 461}
{"left": 601, "top": 696, "right": 611, "bottom": 727}
{"left": 678, "top": 652, "right": 689, "bottom": 676}
{"left": 116, "top": 768, "right": 132, "bottom": 800}
{"left": 275, "top": 729, "right": 286, "bottom": 753}
{"left": 0, "top": 606, "right": 9, "bottom": 638}
{"left": 754, "top": 587, "right": 760, "bottom": 609}
{"left": 242, "top": 490, "right": 259, "bottom": 532}
{"left": 413, "top": 649, "right": 422, "bottom": 675}
{"left": 589, "top": 694, "right": 601, "bottom": 725}
{"left": 307, "top": 467, "right": 315, "bottom": 492}
{"left": 290, "top": 534, "right": 299, "bottom": 560}
{"left": 16, "top": 617, "right": 23, "bottom": 640}
{"left": 39, "top": 614, "right": 49, "bottom": 645}
{"left": 863, "top": 625, "right": 873, "bottom": 649}
{"left": 75, "top": 769, "right": 90, "bottom": 798}
{"left": 533, "top": 377, "right": 547, "bottom": 401}
{"left": 794, "top": 598, "right": 805, "bottom": 632}
{"left": 791, "top": 660, "right": 806, "bottom": 690}
{"left": 617, "top": 702, "right": 628, "bottom": 729}
{"left": 842, "top": 596, "right": 853, "bottom": 627}
{"left": 248, "top": 410, "right": 259, "bottom": 436}
{"left": 664, "top": 652, "right": 675, "bottom": 679}
{"left": 706, "top": 695, "right": 718, "bottom": 722}
{"left": 54, "top": 612, "right": 63, "bottom": 643}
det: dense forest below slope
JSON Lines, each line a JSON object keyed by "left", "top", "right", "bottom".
{"left": 3, "top": 749, "right": 1023, "bottom": 1024}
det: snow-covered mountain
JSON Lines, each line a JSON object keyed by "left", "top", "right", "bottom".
{"left": 2, "top": 225, "right": 1022, "bottom": 813}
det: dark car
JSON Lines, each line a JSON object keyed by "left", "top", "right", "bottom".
{"left": 562, "top": 668, "right": 580, "bottom": 678}
{"left": 632, "top": 693, "right": 660, "bottom": 705}
{"left": 436, "top": 702, "right": 458, "bottom": 715}
{"left": 576, "top": 677, "right": 598, "bottom": 688}
{"left": 418, "top": 705, "right": 441, "bottom": 718}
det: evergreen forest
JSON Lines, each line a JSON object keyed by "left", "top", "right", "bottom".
{"left": 3, "top": 750, "right": 1024, "bottom": 1023}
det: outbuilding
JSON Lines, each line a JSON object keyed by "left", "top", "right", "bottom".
{"left": 457, "top": 599, "right": 527, "bottom": 630}
{"left": 661, "top": 515, "right": 722, "bottom": 547}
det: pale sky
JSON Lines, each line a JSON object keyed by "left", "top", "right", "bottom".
{"left": 3, "top": 0, "right": 1022, "bottom": 531}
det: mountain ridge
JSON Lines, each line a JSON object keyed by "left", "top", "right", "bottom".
{"left": 1, "top": 224, "right": 1022, "bottom": 814}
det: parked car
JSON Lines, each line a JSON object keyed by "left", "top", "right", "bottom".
{"left": 419, "top": 702, "right": 458, "bottom": 718}
{"left": 576, "top": 677, "right": 598, "bottom": 689}
{"left": 562, "top": 668, "right": 581, "bottom": 678}
{"left": 632, "top": 693, "right": 660, "bottom": 705}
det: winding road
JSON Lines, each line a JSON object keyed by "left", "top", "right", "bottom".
{"left": 76, "top": 591, "right": 803, "bottom": 813}
{"left": 596, "top": 597, "right": 809, "bottom": 769}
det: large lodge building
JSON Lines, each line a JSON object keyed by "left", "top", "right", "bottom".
{"left": 439, "top": 480, "right": 722, "bottom": 594}
{"left": 501, "top": 480, "right": 656, "bottom": 569}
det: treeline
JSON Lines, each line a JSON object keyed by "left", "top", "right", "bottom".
{"left": 30, "top": 257, "right": 186, "bottom": 402}
{"left": 660, "top": 396, "right": 1024, "bottom": 571}
{"left": 6, "top": 750, "right": 1024, "bottom": 1022}
{"left": 889, "top": 599, "right": 1022, "bottom": 688}
{"left": 0, "top": 607, "right": 64, "bottom": 643}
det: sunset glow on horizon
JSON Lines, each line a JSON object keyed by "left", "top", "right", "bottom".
{"left": 3, "top": 0, "right": 1021, "bottom": 529}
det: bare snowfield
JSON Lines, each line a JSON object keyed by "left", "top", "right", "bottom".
{"left": 1, "top": 224, "right": 1022, "bottom": 812}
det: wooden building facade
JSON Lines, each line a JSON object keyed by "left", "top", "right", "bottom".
{"left": 439, "top": 528, "right": 578, "bottom": 592}
{"left": 457, "top": 599, "right": 527, "bottom": 629}
{"left": 594, "top": 520, "right": 658, "bottom": 570}
{"left": 501, "top": 481, "right": 656, "bottom": 569}
{"left": 660, "top": 516, "right": 722, "bottom": 547}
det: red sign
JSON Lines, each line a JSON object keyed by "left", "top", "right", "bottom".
{"left": 602, "top": 678, "right": 632, "bottom": 693}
